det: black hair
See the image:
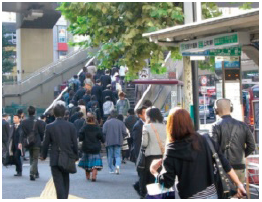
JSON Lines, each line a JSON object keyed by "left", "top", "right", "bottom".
{"left": 76, "top": 107, "right": 81, "bottom": 112}
{"left": 105, "top": 96, "right": 111, "bottom": 101}
{"left": 117, "top": 114, "right": 124, "bottom": 122}
{"left": 13, "top": 114, "right": 21, "bottom": 119}
{"left": 96, "top": 79, "right": 101, "bottom": 83}
{"left": 40, "top": 114, "right": 46, "bottom": 120}
{"left": 105, "top": 69, "right": 110, "bottom": 74}
{"left": 28, "top": 106, "right": 36, "bottom": 116}
{"left": 64, "top": 110, "right": 70, "bottom": 116}
{"left": 53, "top": 104, "right": 66, "bottom": 118}
{"left": 136, "top": 105, "right": 147, "bottom": 115}
{"left": 143, "top": 100, "right": 153, "bottom": 108}
{"left": 17, "top": 109, "right": 24, "bottom": 115}
{"left": 78, "top": 112, "right": 84, "bottom": 118}
{"left": 128, "top": 109, "right": 135, "bottom": 115}
{"left": 146, "top": 108, "right": 163, "bottom": 123}
{"left": 74, "top": 75, "right": 78, "bottom": 79}
{"left": 78, "top": 99, "right": 85, "bottom": 106}
{"left": 110, "top": 109, "right": 118, "bottom": 118}
{"left": 2, "top": 113, "right": 9, "bottom": 118}
{"left": 91, "top": 95, "right": 97, "bottom": 101}
{"left": 92, "top": 102, "right": 98, "bottom": 107}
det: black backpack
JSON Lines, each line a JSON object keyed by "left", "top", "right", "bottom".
{"left": 24, "top": 120, "right": 37, "bottom": 148}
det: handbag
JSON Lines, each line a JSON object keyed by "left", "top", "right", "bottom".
{"left": 56, "top": 133, "right": 77, "bottom": 174}
{"left": 24, "top": 120, "right": 37, "bottom": 149}
{"left": 204, "top": 134, "right": 237, "bottom": 199}
{"left": 146, "top": 178, "right": 175, "bottom": 199}
{"left": 136, "top": 148, "right": 146, "bottom": 172}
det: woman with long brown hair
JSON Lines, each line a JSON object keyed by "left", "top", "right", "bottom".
{"left": 150, "top": 107, "right": 246, "bottom": 199}
{"left": 78, "top": 113, "right": 104, "bottom": 182}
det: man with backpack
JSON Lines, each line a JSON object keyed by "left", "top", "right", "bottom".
{"left": 20, "top": 106, "right": 45, "bottom": 181}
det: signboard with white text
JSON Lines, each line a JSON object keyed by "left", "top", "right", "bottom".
{"left": 180, "top": 32, "right": 249, "bottom": 53}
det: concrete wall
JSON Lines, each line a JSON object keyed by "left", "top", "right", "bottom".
{"left": 17, "top": 28, "right": 53, "bottom": 80}
{"left": 3, "top": 60, "right": 87, "bottom": 108}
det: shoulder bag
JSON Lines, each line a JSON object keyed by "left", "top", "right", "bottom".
{"left": 56, "top": 132, "right": 77, "bottom": 174}
{"left": 204, "top": 134, "right": 237, "bottom": 199}
{"left": 24, "top": 120, "right": 37, "bottom": 148}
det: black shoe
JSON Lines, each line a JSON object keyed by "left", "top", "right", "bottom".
{"left": 133, "top": 183, "right": 140, "bottom": 196}
{"left": 30, "top": 175, "right": 35, "bottom": 181}
{"left": 35, "top": 173, "right": 39, "bottom": 178}
{"left": 23, "top": 157, "right": 28, "bottom": 161}
{"left": 14, "top": 172, "right": 22, "bottom": 177}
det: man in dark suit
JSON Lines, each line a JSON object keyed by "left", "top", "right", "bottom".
{"left": 2, "top": 114, "right": 10, "bottom": 164}
{"left": 20, "top": 106, "right": 45, "bottom": 181}
{"left": 73, "top": 112, "right": 85, "bottom": 137}
{"left": 100, "top": 69, "right": 111, "bottom": 90}
{"left": 91, "top": 79, "right": 103, "bottom": 110}
{"left": 73, "top": 85, "right": 86, "bottom": 104}
{"left": 131, "top": 106, "right": 147, "bottom": 198}
{"left": 40, "top": 104, "right": 78, "bottom": 199}
{"left": 102, "top": 84, "right": 116, "bottom": 105}
{"left": 10, "top": 114, "right": 24, "bottom": 176}
{"left": 124, "top": 109, "right": 138, "bottom": 159}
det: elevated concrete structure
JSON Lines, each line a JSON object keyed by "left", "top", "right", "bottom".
{"left": 2, "top": 2, "right": 61, "bottom": 81}
{"left": 2, "top": 48, "right": 98, "bottom": 108}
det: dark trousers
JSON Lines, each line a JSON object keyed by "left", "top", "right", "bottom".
{"left": 51, "top": 166, "right": 70, "bottom": 199}
{"left": 145, "top": 155, "right": 162, "bottom": 185}
{"left": 29, "top": 146, "right": 40, "bottom": 176}
{"left": 14, "top": 148, "right": 22, "bottom": 173}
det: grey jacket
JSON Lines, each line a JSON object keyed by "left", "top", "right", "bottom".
{"left": 103, "top": 118, "right": 128, "bottom": 147}
{"left": 142, "top": 123, "right": 167, "bottom": 157}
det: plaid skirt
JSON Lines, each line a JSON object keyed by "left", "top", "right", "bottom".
{"left": 78, "top": 153, "right": 103, "bottom": 171}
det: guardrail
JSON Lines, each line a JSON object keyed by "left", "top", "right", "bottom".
{"left": 44, "top": 57, "right": 95, "bottom": 114}
{"left": 2, "top": 48, "right": 96, "bottom": 96}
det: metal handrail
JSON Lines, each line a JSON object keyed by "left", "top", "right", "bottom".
{"left": 44, "top": 57, "right": 95, "bottom": 114}
{"left": 3, "top": 48, "right": 86, "bottom": 85}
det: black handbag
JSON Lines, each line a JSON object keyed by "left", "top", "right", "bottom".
{"left": 136, "top": 148, "right": 146, "bottom": 172}
{"left": 204, "top": 134, "right": 237, "bottom": 199}
{"left": 56, "top": 133, "right": 77, "bottom": 174}
{"left": 24, "top": 120, "right": 37, "bottom": 148}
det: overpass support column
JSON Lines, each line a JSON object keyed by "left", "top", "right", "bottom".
{"left": 16, "top": 28, "right": 53, "bottom": 81}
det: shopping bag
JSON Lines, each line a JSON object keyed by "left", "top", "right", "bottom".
{"left": 146, "top": 179, "right": 175, "bottom": 199}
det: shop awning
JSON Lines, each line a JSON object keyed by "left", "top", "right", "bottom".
{"left": 132, "top": 79, "right": 183, "bottom": 85}
{"left": 143, "top": 9, "right": 259, "bottom": 44}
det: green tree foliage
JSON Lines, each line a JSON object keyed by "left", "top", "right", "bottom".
{"left": 57, "top": 2, "right": 184, "bottom": 80}
{"left": 2, "top": 26, "right": 15, "bottom": 74}
{"left": 202, "top": 2, "right": 222, "bottom": 19}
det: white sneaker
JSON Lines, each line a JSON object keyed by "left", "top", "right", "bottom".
{"left": 109, "top": 171, "right": 114, "bottom": 174}
{"left": 115, "top": 166, "right": 120, "bottom": 175}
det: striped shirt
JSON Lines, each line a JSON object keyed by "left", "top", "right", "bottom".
{"left": 189, "top": 184, "right": 217, "bottom": 199}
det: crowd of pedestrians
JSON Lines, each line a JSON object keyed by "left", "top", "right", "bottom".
{"left": 2, "top": 64, "right": 256, "bottom": 199}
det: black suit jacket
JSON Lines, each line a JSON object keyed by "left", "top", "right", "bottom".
{"left": 41, "top": 118, "right": 78, "bottom": 166}
{"left": 21, "top": 116, "right": 45, "bottom": 148}
{"left": 91, "top": 85, "right": 103, "bottom": 103}
{"left": 2, "top": 119, "right": 10, "bottom": 144}
{"left": 102, "top": 89, "right": 116, "bottom": 105}
{"left": 130, "top": 119, "right": 144, "bottom": 162}
{"left": 100, "top": 75, "right": 111, "bottom": 90}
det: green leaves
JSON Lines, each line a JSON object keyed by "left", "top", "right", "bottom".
{"left": 57, "top": 2, "right": 221, "bottom": 80}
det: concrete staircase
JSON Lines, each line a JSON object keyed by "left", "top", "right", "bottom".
{"left": 125, "top": 82, "right": 136, "bottom": 110}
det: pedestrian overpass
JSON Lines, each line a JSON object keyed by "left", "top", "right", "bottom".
{"left": 2, "top": 48, "right": 98, "bottom": 108}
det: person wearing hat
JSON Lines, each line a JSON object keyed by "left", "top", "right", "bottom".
{"left": 102, "top": 84, "right": 116, "bottom": 105}
{"left": 116, "top": 91, "right": 130, "bottom": 119}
